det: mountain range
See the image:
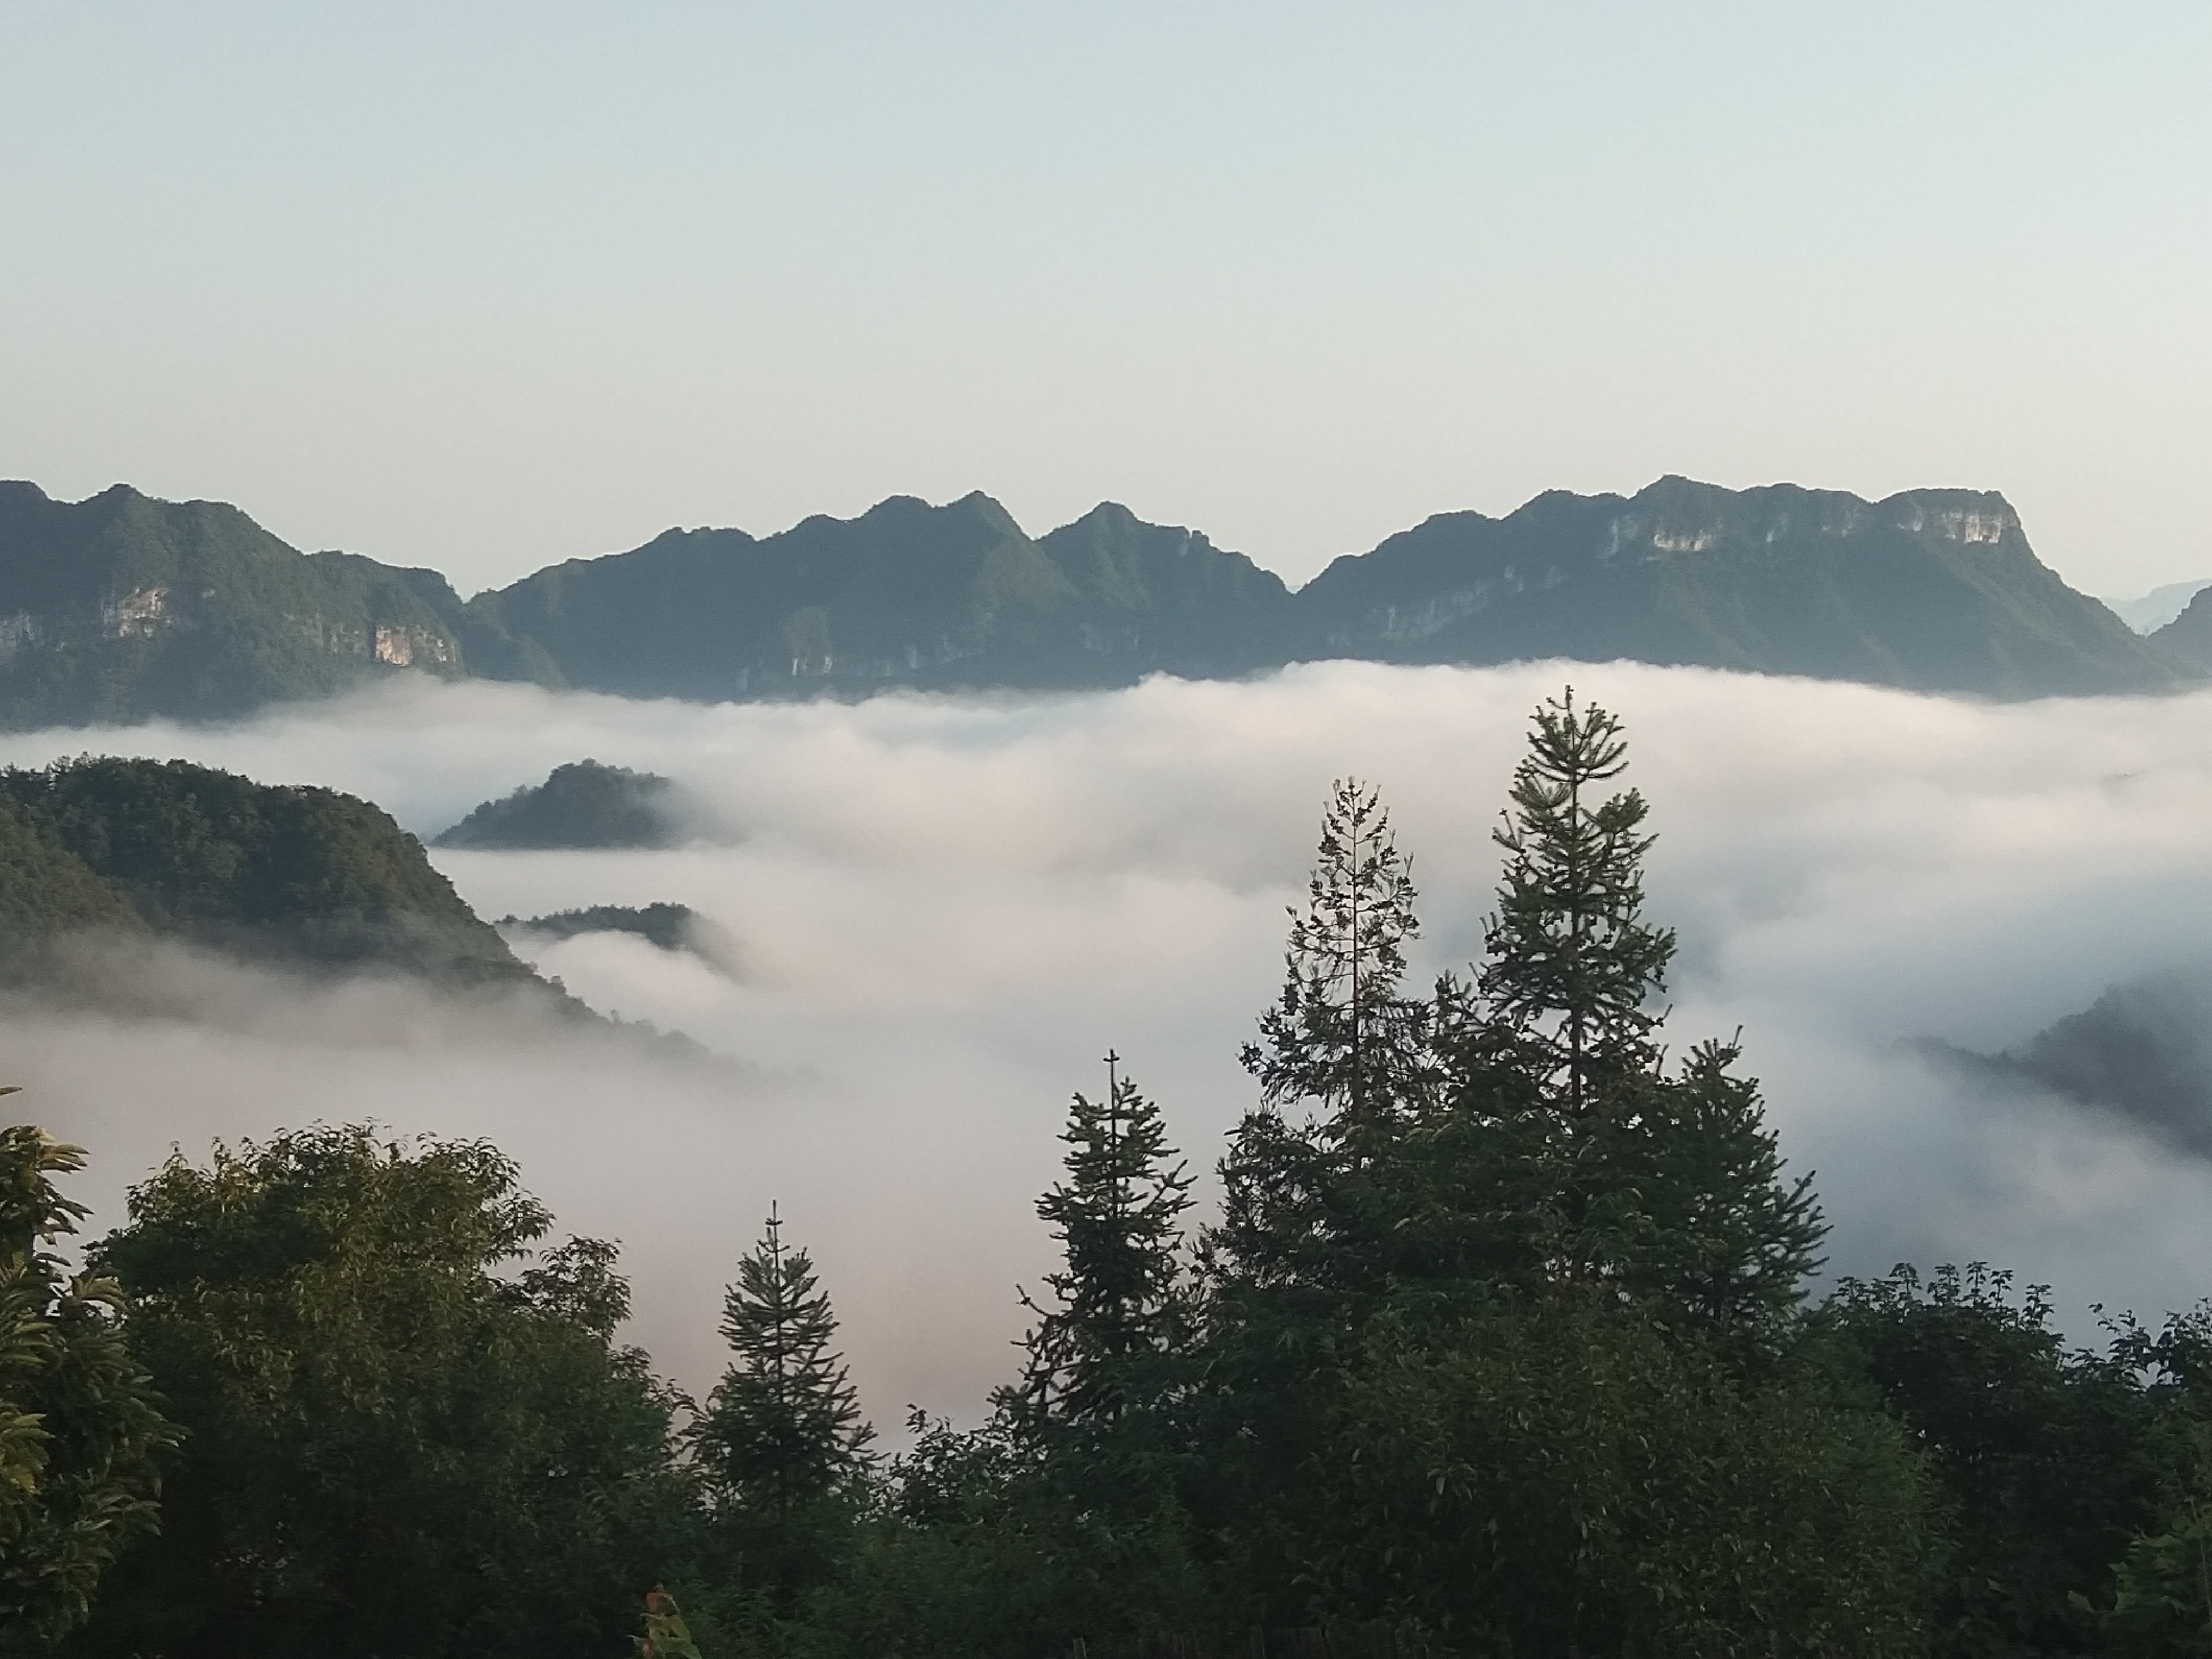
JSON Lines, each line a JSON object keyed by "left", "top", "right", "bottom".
{"left": 0, "top": 474, "right": 2196, "bottom": 728}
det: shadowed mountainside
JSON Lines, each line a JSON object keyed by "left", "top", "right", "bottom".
{"left": 2149, "top": 584, "right": 2212, "bottom": 673}
{"left": 472, "top": 492, "right": 1297, "bottom": 698}
{"left": 1292, "top": 477, "right": 2172, "bottom": 698}
{"left": 1927, "top": 967, "right": 2212, "bottom": 1158}
{"left": 0, "top": 475, "right": 2187, "bottom": 727}
{"left": 0, "top": 756, "right": 532, "bottom": 983}
{"left": 433, "top": 759, "right": 681, "bottom": 850}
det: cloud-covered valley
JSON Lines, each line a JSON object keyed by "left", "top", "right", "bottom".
{"left": 5, "top": 661, "right": 2211, "bottom": 1426}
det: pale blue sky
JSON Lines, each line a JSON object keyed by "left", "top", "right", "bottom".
{"left": 2, "top": 3, "right": 2206, "bottom": 593}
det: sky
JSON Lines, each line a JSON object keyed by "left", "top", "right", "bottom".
{"left": 3, "top": 4, "right": 2209, "bottom": 596}
{"left": 7, "top": 664, "right": 2212, "bottom": 1425}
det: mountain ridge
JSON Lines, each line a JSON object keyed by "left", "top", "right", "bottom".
{"left": 0, "top": 474, "right": 2190, "bottom": 726}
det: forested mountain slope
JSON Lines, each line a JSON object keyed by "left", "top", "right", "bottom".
{"left": 0, "top": 756, "right": 530, "bottom": 982}
{"left": 1294, "top": 477, "right": 2172, "bottom": 697}
{"left": 2150, "top": 583, "right": 2212, "bottom": 672}
{"left": 0, "top": 475, "right": 2184, "bottom": 727}
{"left": 433, "top": 759, "right": 680, "bottom": 849}
{"left": 0, "top": 482, "right": 549, "bottom": 725}
{"left": 474, "top": 492, "right": 1295, "bottom": 698}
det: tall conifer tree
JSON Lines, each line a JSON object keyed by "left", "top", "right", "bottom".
{"left": 693, "top": 1205, "right": 871, "bottom": 1522}
{"left": 1009, "top": 1053, "right": 1193, "bottom": 1438}
{"left": 1447, "top": 690, "right": 1824, "bottom": 1325}
{"left": 1211, "top": 780, "right": 1442, "bottom": 1306}
{"left": 1242, "top": 778, "right": 1434, "bottom": 1131}
{"left": 1478, "top": 689, "right": 1673, "bottom": 1113}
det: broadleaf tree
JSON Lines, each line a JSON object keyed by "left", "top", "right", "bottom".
{"left": 0, "top": 1116, "right": 171, "bottom": 1655}
{"left": 71, "top": 1124, "right": 689, "bottom": 1659}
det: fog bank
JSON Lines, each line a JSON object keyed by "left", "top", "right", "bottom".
{"left": 5, "top": 663, "right": 2211, "bottom": 1419}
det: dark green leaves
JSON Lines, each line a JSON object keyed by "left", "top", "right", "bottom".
{"left": 0, "top": 1125, "right": 170, "bottom": 1655}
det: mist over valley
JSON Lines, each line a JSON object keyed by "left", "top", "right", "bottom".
{"left": 6, "top": 660, "right": 2210, "bottom": 1427}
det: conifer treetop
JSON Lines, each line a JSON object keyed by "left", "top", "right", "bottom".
{"left": 694, "top": 1202, "right": 872, "bottom": 1519}
{"left": 1243, "top": 777, "right": 1434, "bottom": 1130}
{"left": 1480, "top": 689, "right": 1677, "bottom": 1115}
{"left": 1012, "top": 1052, "right": 1193, "bottom": 1431}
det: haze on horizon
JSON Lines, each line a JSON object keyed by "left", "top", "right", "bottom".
{"left": 3, "top": 4, "right": 2208, "bottom": 598}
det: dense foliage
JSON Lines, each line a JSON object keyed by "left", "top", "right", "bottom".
{"left": 0, "top": 1123, "right": 170, "bottom": 1655}
{"left": 505, "top": 902, "right": 702, "bottom": 951}
{"left": 64, "top": 1126, "right": 691, "bottom": 1659}
{"left": 433, "top": 760, "right": 678, "bottom": 850}
{"left": 0, "top": 756, "right": 532, "bottom": 982}
{"left": 14, "top": 689, "right": 2212, "bottom": 1655}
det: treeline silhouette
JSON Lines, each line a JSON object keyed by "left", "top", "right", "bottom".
{"left": 8, "top": 693, "right": 2212, "bottom": 1657}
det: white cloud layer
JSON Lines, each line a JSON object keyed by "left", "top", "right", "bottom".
{"left": 6, "top": 662, "right": 2212, "bottom": 1422}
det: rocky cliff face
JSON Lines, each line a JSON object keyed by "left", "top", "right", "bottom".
{"left": 0, "top": 482, "right": 476, "bottom": 725}
{"left": 0, "top": 474, "right": 2188, "bottom": 727}
{"left": 1289, "top": 478, "right": 2169, "bottom": 697}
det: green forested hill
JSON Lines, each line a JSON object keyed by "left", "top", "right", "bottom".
{"left": 1293, "top": 477, "right": 2172, "bottom": 697}
{"left": 0, "top": 475, "right": 2186, "bottom": 728}
{"left": 0, "top": 794, "right": 140, "bottom": 935}
{"left": 0, "top": 481, "right": 546, "bottom": 725}
{"left": 473, "top": 491, "right": 1295, "bottom": 698}
{"left": 0, "top": 756, "right": 529, "bottom": 981}
{"left": 433, "top": 759, "right": 678, "bottom": 849}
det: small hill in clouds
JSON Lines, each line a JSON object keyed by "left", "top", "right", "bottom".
{"left": 0, "top": 756, "right": 529, "bottom": 983}
{"left": 433, "top": 760, "right": 681, "bottom": 850}
{"left": 499, "top": 902, "right": 740, "bottom": 974}
{"left": 0, "top": 474, "right": 2189, "bottom": 728}
{"left": 1929, "top": 967, "right": 2212, "bottom": 1157}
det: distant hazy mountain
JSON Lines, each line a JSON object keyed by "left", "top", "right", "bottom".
{"left": 499, "top": 902, "right": 739, "bottom": 973}
{"left": 1930, "top": 967, "right": 2212, "bottom": 1158}
{"left": 2150, "top": 585, "right": 2212, "bottom": 674}
{"left": 504, "top": 902, "right": 698, "bottom": 951}
{"left": 1294, "top": 478, "right": 2169, "bottom": 698}
{"left": 2106, "top": 578, "right": 2212, "bottom": 634}
{"left": 0, "top": 475, "right": 2187, "bottom": 727}
{"left": 473, "top": 492, "right": 1294, "bottom": 698}
{"left": 434, "top": 760, "right": 680, "bottom": 850}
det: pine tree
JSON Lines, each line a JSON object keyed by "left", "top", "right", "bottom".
{"left": 1242, "top": 778, "right": 1435, "bottom": 1131}
{"left": 1010, "top": 1053, "right": 1194, "bottom": 1438}
{"left": 1478, "top": 689, "right": 1674, "bottom": 1115}
{"left": 693, "top": 1204, "right": 872, "bottom": 1523}
{"left": 1445, "top": 689, "right": 1824, "bottom": 1325}
{"left": 1211, "top": 780, "right": 1443, "bottom": 1307}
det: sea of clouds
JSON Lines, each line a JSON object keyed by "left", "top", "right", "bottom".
{"left": 5, "top": 660, "right": 2211, "bottom": 1425}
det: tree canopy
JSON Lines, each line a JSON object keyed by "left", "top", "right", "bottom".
{"left": 20, "top": 688, "right": 2212, "bottom": 1658}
